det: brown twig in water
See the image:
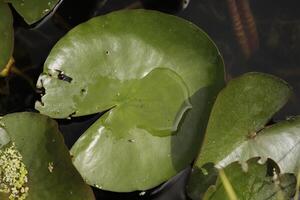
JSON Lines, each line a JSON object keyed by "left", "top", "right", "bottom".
{"left": 227, "top": 0, "right": 259, "bottom": 59}
{"left": 237, "top": 0, "right": 259, "bottom": 52}
{"left": 227, "top": 0, "right": 251, "bottom": 58}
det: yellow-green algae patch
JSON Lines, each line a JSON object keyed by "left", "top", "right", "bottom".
{"left": 0, "top": 143, "right": 29, "bottom": 200}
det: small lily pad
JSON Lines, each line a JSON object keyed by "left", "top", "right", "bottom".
{"left": 195, "top": 72, "right": 292, "bottom": 168}
{"left": 188, "top": 72, "right": 293, "bottom": 199}
{"left": 0, "top": 112, "right": 95, "bottom": 200}
{"left": 5, "top": 0, "right": 60, "bottom": 24}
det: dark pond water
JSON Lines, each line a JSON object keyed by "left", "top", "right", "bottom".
{"left": 2, "top": 0, "right": 300, "bottom": 199}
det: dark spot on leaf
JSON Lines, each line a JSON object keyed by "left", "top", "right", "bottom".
{"left": 80, "top": 88, "right": 87, "bottom": 95}
{"left": 58, "top": 73, "right": 73, "bottom": 83}
{"left": 55, "top": 69, "right": 73, "bottom": 83}
{"left": 105, "top": 50, "right": 109, "bottom": 55}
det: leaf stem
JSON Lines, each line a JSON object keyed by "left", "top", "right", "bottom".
{"left": 0, "top": 57, "right": 35, "bottom": 89}
{"left": 219, "top": 169, "right": 238, "bottom": 200}
{"left": 0, "top": 57, "right": 14, "bottom": 77}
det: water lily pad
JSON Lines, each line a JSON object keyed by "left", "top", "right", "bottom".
{"left": 0, "top": 112, "right": 95, "bottom": 200}
{"left": 0, "top": 2, "right": 13, "bottom": 70}
{"left": 5, "top": 0, "right": 60, "bottom": 24}
{"left": 35, "top": 10, "right": 225, "bottom": 191}
{"left": 218, "top": 116, "right": 300, "bottom": 175}
{"left": 195, "top": 72, "right": 292, "bottom": 168}
{"left": 203, "top": 159, "right": 296, "bottom": 200}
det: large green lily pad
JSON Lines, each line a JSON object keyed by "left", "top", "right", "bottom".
{"left": 0, "top": 2, "right": 13, "bottom": 70}
{"left": 4, "top": 0, "right": 60, "bottom": 24}
{"left": 203, "top": 159, "right": 296, "bottom": 200}
{"left": 35, "top": 10, "right": 225, "bottom": 191}
{"left": 0, "top": 112, "right": 95, "bottom": 200}
{"left": 195, "top": 72, "right": 292, "bottom": 168}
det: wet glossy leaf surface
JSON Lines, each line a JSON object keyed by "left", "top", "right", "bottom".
{"left": 36, "top": 10, "right": 225, "bottom": 191}
{"left": 203, "top": 159, "right": 296, "bottom": 200}
{"left": 0, "top": 2, "right": 13, "bottom": 70}
{"left": 5, "top": 0, "right": 60, "bottom": 24}
{"left": 0, "top": 112, "right": 95, "bottom": 200}
{"left": 195, "top": 72, "right": 292, "bottom": 168}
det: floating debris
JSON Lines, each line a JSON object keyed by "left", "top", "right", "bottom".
{"left": 48, "top": 162, "right": 54, "bottom": 173}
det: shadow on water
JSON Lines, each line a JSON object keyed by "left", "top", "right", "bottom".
{"left": 170, "top": 86, "right": 218, "bottom": 172}
{"left": 167, "top": 84, "right": 222, "bottom": 200}
{"left": 58, "top": 112, "right": 104, "bottom": 148}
